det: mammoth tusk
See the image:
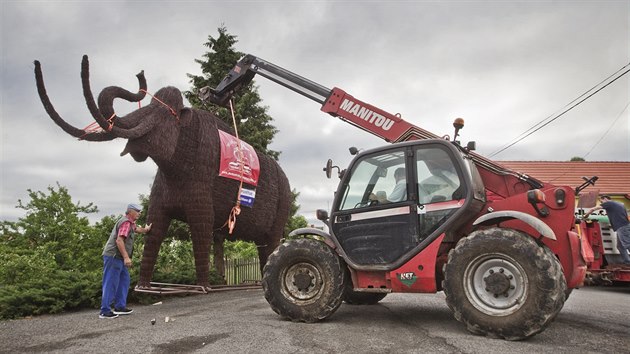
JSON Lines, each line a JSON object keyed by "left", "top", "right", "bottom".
{"left": 81, "top": 55, "right": 106, "bottom": 129}
{"left": 81, "top": 54, "right": 147, "bottom": 132}
{"left": 81, "top": 54, "right": 154, "bottom": 140}
{"left": 34, "top": 59, "right": 116, "bottom": 141}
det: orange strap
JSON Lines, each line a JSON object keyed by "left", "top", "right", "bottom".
{"left": 140, "top": 89, "right": 179, "bottom": 120}
{"left": 228, "top": 204, "right": 241, "bottom": 234}
{"left": 227, "top": 99, "right": 245, "bottom": 235}
{"left": 80, "top": 113, "right": 116, "bottom": 139}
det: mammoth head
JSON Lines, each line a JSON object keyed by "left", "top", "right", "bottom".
{"left": 112, "top": 86, "right": 185, "bottom": 162}
{"left": 34, "top": 55, "right": 184, "bottom": 162}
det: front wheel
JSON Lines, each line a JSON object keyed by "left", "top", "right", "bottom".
{"left": 443, "top": 227, "right": 566, "bottom": 340}
{"left": 262, "top": 238, "right": 346, "bottom": 322}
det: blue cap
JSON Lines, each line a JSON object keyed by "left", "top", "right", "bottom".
{"left": 127, "top": 203, "right": 142, "bottom": 212}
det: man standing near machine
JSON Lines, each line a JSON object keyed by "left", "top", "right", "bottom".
{"left": 585, "top": 195, "right": 630, "bottom": 265}
{"left": 99, "top": 203, "right": 152, "bottom": 319}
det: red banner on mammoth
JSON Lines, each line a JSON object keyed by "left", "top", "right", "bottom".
{"left": 218, "top": 130, "right": 260, "bottom": 186}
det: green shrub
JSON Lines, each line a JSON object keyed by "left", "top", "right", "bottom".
{"left": 1, "top": 183, "right": 279, "bottom": 319}
{"left": 0, "top": 270, "right": 100, "bottom": 319}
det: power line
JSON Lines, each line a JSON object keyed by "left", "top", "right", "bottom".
{"left": 494, "top": 63, "right": 630, "bottom": 154}
{"left": 582, "top": 101, "right": 630, "bottom": 160}
{"left": 489, "top": 62, "right": 630, "bottom": 158}
{"left": 541, "top": 101, "right": 630, "bottom": 184}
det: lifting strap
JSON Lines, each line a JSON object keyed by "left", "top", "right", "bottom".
{"left": 227, "top": 99, "right": 244, "bottom": 235}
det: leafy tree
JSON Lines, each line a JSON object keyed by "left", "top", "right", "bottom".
{"left": 0, "top": 183, "right": 99, "bottom": 270}
{"left": 570, "top": 156, "right": 585, "bottom": 161}
{"left": 285, "top": 189, "right": 309, "bottom": 236}
{"left": 0, "top": 184, "right": 102, "bottom": 318}
{"left": 185, "top": 25, "right": 279, "bottom": 159}
{"left": 223, "top": 240, "right": 258, "bottom": 260}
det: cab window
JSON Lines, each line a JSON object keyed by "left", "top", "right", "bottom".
{"left": 338, "top": 150, "right": 406, "bottom": 211}
{"left": 416, "top": 147, "right": 462, "bottom": 204}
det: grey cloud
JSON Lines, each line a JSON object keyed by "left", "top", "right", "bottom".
{"left": 2, "top": 1, "right": 628, "bottom": 224}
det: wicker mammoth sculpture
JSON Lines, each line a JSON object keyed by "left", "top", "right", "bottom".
{"left": 34, "top": 56, "right": 291, "bottom": 287}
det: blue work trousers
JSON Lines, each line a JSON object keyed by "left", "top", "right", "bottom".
{"left": 616, "top": 224, "right": 630, "bottom": 264}
{"left": 100, "top": 255, "right": 130, "bottom": 314}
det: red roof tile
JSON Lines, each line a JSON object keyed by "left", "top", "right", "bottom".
{"left": 497, "top": 161, "right": 630, "bottom": 195}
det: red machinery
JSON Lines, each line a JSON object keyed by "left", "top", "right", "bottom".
{"left": 202, "top": 55, "right": 594, "bottom": 340}
{"left": 577, "top": 213, "right": 630, "bottom": 284}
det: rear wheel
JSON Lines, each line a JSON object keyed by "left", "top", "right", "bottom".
{"left": 262, "top": 238, "right": 346, "bottom": 322}
{"left": 443, "top": 227, "right": 566, "bottom": 340}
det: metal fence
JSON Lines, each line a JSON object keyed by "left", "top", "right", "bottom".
{"left": 224, "top": 258, "right": 261, "bottom": 285}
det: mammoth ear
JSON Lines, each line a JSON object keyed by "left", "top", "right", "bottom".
{"left": 177, "top": 108, "right": 193, "bottom": 127}
{"left": 151, "top": 86, "right": 184, "bottom": 116}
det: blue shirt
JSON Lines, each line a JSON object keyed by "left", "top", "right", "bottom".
{"left": 601, "top": 201, "right": 630, "bottom": 231}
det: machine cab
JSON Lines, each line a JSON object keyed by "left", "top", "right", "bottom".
{"left": 329, "top": 139, "right": 484, "bottom": 270}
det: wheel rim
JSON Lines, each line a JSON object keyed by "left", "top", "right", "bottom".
{"left": 463, "top": 253, "right": 528, "bottom": 316}
{"left": 280, "top": 262, "right": 323, "bottom": 303}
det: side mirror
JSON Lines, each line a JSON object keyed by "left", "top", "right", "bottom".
{"left": 324, "top": 159, "right": 333, "bottom": 179}
{"left": 316, "top": 209, "right": 329, "bottom": 221}
{"left": 349, "top": 147, "right": 359, "bottom": 155}
{"left": 323, "top": 159, "right": 342, "bottom": 179}
{"left": 466, "top": 141, "right": 476, "bottom": 151}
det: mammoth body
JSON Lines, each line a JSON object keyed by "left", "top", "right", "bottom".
{"left": 138, "top": 101, "right": 291, "bottom": 286}
{"left": 34, "top": 56, "right": 291, "bottom": 287}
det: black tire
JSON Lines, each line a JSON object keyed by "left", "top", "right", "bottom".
{"left": 541, "top": 244, "right": 568, "bottom": 319}
{"left": 541, "top": 244, "right": 573, "bottom": 301}
{"left": 262, "top": 238, "right": 346, "bottom": 322}
{"left": 443, "top": 227, "right": 567, "bottom": 340}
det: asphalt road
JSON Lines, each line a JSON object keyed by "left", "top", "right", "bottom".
{"left": 1, "top": 286, "right": 628, "bottom": 353}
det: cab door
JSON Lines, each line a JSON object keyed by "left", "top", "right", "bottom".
{"left": 330, "top": 146, "right": 417, "bottom": 267}
{"left": 330, "top": 141, "right": 472, "bottom": 269}
{"left": 414, "top": 144, "right": 467, "bottom": 244}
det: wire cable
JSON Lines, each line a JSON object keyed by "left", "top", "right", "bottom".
{"left": 540, "top": 100, "right": 630, "bottom": 184}
{"left": 495, "top": 63, "right": 630, "bottom": 154}
{"left": 582, "top": 101, "right": 630, "bottom": 160}
{"left": 489, "top": 62, "right": 630, "bottom": 157}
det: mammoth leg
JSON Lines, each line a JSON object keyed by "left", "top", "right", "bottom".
{"left": 255, "top": 233, "right": 282, "bottom": 275}
{"left": 189, "top": 221, "right": 213, "bottom": 288}
{"left": 138, "top": 215, "right": 171, "bottom": 288}
{"left": 255, "top": 194, "right": 288, "bottom": 274}
{"left": 213, "top": 232, "right": 226, "bottom": 284}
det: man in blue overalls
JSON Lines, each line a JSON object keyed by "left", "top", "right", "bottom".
{"left": 99, "top": 203, "right": 152, "bottom": 319}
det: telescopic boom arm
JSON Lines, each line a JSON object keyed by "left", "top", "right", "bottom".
{"left": 201, "top": 55, "right": 330, "bottom": 107}
{"left": 200, "top": 54, "right": 544, "bottom": 194}
{"left": 200, "top": 54, "right": 431, "bottom": 143}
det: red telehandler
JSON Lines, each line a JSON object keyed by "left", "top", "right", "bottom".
{"left": 200, "top": 55, "right": 594, "bottom": 340}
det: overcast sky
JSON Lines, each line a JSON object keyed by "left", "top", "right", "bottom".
{"left": 1, "top": 1, "right": 628, "bottom": 227}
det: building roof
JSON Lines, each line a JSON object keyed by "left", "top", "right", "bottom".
{"left": 497, "top": 161, "right": 630, "bottom": 195}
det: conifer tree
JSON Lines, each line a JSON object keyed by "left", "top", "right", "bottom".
{"left": 185, "top": 26, "right": 279, "bottom": 160}
{"left": 184, "top": 26, "right": 308, "bottom": 255}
